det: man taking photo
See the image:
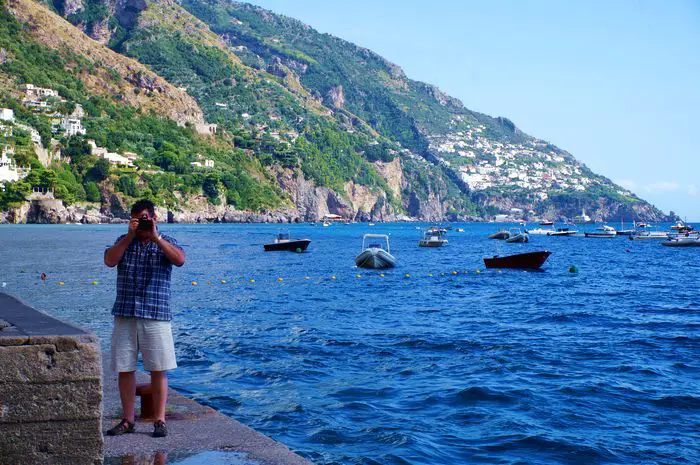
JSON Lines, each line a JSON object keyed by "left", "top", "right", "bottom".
{"left": 104, "top": 199, "right": 185, "bottom": 438}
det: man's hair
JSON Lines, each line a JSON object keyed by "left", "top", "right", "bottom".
{"left": 131, "top": 199, "right": 155, "bottom": 217}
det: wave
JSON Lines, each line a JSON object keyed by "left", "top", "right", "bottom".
{"left": 651, "top": 395, "right": 700, "bottom": 410}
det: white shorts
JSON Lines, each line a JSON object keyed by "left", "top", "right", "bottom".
{"left": 111, "top": 317, "right": 177, "bottom": 373}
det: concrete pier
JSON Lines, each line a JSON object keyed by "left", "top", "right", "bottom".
{"left": 0, "top": 293, "right": 314, "bottom": 465}
{"left": 0, "top": 293, "right": 103, "bottom": 465}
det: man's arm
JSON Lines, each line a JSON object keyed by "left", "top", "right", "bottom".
{"left": 156, "top": 236, "right": 185, "bottom": 267}
{"left": 104, "top": 219, "right": 138, "bottom": 267}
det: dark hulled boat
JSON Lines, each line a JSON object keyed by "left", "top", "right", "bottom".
{"left": 483, "top": 251, "right": 552, "bottom": 270}
{"left": 263, "top": 233, "right": 311, "bottom": 252}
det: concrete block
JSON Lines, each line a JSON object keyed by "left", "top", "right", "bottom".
{"left": 0, "top": 380, "right": 102, "bottom": 423}
{"left": 0, "top": 419, "right": 103, "bottom": 465}
{"left": 0, "top": 342, "right": 102, "bottom": 383}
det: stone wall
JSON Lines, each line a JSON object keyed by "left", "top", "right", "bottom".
{"left": 0, "top": 293, "right": 103, "bottom": 465}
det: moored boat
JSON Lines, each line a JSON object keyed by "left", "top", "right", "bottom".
{"left": 506, "top": 229, "right": 529, "bottom": 243}
{"left": 539, "top": 220, "right": 554, "bottom": 226}
{"left": 585, "top": 225, "right": 617, "bottom": 238}
{"left": 263, "top": 233, "right": 311, "bottom": 252}
{"left": 484, "top": 251, "right": 552, "bottom": 269}
{"left": 489, "top": 229, "right": 510, "bottom": 240}
{"left": 418, "top": 228, "right": 448, "bottom": 247}
{"left": 548, "top": 226, "right": 577, "bottom": 236}
{"left": 662, "top": 236, "right": 700, "bottom": 247}
{"left": 355, "top": 234, "right": 396, "bottom": 269}
{"left": 629, "top": 230, "right": 668, "bottom": 240}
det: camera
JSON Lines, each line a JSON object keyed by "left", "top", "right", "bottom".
{"left": 137, "top": 215, "right": 153, "bottom": 231}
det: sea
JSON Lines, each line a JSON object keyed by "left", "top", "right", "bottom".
{"left": 1, "top": 222, "right": 699, "bottom": 465}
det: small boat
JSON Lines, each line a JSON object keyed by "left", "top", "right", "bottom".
{"left": 526, "top": 227, "right": 554, "bottom": 235}
{"left": 662, "top": 236, "right": 700, "bottom": 247}
{"left": 484, "top": 251, "right": 552, "bottom": 270}
{"left": 635, "top": 221, "right": 651, "bottom": 229}
{"left": 418, "top": 228, "right": 448, "bottom": 247}
{"left": 573, "top": 209, "right": 593, "bottom": 224}
{"left": 456, "top": 228, "right": 465, "bottom": 232}
{"left": 629, "top": 230, "right": 668, "bottom": 240}
{"left": 506, "top": 229, "right": 529, "bottom": 243}
{"left": 489, "top": 229, "right": 510, "bottom": 240}
{"left": 355, "top": 234, "right": 396, "bottom": 269}
{"left": 616, "top": 219, "right": 635, "bottom": 236}
{"left": 548, "top": 226, "right": 577, "bottom": 236}
{"left": 368, "top": 223, "right": 376, "bottom": 226}
{"left": 263, "top": 233, "right": 311, "bottom": 252}
{"left": 539, "top": 220, "right": 554, "bottom": 226}
{"left": 322, "top": 221, "right": 331, "bottom": 227}
{"left": 585, "top": 225, "right": 617, "bottom": 238}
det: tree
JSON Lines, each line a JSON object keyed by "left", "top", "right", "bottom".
{"left": 87, "top": 159, "right": 111, "bottom": 181}
{"left": 85, "top": 182, "right": 101, "bottom": 202}
{"left": 39, "top": 170, "right": 58, "bottom": 188}
{"left": 203, "top": 173, "right": 221, "bottom": 202}
{"left": 118, "top": 175, "right": 137, "bottom": 197}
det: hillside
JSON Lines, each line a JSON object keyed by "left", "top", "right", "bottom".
{"left": 0, "top": 0, "right": 672, "bottom": 223}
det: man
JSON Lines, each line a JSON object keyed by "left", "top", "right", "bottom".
{"left": 104, "top": 199, "right": 185, "bottom": 438}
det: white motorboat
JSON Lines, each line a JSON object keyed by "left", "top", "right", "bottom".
{"left": 506, "top": 228, "right": 529, "bottom": 243}
{"left": 548, "top": 226, "right": 577, "bottom": 236}
{"left": 526, "top": 226, "right": 554, "bottom": 235}
{"left": 585, "top": 225, "right": 617, "bottom": 238}
{"left": 355, "top": 234, "right": 396, "bottom": 269}
{"left": 322, "top": 221, "right": 331, "bottom": 227}
{"left": 456, "top": 228, "right": 465, "bottom": 232}
{"left": 418, "top": 228, "right": 448, "bottom": 247}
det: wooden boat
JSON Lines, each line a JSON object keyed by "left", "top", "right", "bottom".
{"left": 263, "top": 233, "right": 311, "bottom": 252}
{"left": 506, "top": 229, "right": 529, "bottom": 243}
{"left": 489, "top": 229, "right": 510, "bottom": 240}
{"left": 484, "top": 251, "right": 552, "bottom": 269}
{"left": 418, "top": 228, "right": 448, "bottom": 247}
{"left": 355, "top": 234, "right": 396, "bottom": 269}
{"left": 585, "top": 225, "right": 617, "bottom": 238}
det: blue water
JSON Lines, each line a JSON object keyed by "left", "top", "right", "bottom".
{"left": 1, "top": 223, "right": 699, "bottom": 465}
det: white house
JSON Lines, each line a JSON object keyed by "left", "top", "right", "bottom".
{"left": 0, "top": 108, "right": 14, "bottom": 122}
{"left": 61, "top": 116, "right": 86, "bottom": 136}
{"left": 195, "top": 123, "right": 217, "bottom": 136}
{"left": 23, "top": 84, "right": 58, "bottom": 98}
{"left": 204, "top": 159, "right": 214, "bottom": 168}
{"left": 0, "top": 146, "right": 30, "bottom": 183}
{"left": 87, "top": 140, "right": 133, "bottom": 167}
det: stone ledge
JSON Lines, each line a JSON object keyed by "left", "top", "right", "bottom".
{"left": 0, "top": 379, "right": 102, "bottom": 423}
{"left": 0, "top": 342, "right": 102, "bottom": 383}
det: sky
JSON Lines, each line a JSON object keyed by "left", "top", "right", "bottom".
{"left": 248, "top": 0, "right": 700, "bottom": 219}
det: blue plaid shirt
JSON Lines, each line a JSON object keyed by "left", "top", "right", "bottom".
{"left": 109, "top": 234, "right": 182, "bottom": 321}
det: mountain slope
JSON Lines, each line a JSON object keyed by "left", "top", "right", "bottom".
{"left": 176, "top": 0, "right": 669, "bottom": 221}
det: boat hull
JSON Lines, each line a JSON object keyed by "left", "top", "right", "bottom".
{"left": 418, "top": 240, "right": 447, "bottom": 247}
{"left": 484, "top": 251, "right": 552, "bottom": 270}
{"left": 263, "top": 239, "right": 311, "bottom": 252}
{"left": 548, "top": 230, "right": 577, "bottom": 236}
{"left": 584, "top": 232, "right": 616, "bottom": 238}
{"left": 662, "top": 238, "right": 700, "bottom": 247}
{"left": 629, "top": 232, "right": 668, "bottom": 240}
{"left": 355, "top": 249, "right": 396, "bottom": 269}
{"left": 489, "top": 231, "right": 510, "bottom": 240}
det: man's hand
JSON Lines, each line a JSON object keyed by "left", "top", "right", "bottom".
{"left": 146, "top": 219, "right": 160, "bottom": 243}
{"left": 127, "top": 218, "right": 139, "bottom": 239}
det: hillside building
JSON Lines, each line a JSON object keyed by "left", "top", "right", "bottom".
{"left": 61, "top": 116, "right": 86, "bottom": 136}
{"left": 0, "top": 108, "right": 14, "bottom": 122}
{"left": 0, "top": 146, "right": 30, "bottom": 183}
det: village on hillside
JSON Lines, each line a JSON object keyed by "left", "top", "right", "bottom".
{"left": 0, "top": 83, "right": 218, "bottom": 192}
{"left": 427, "top": 122, "right": 634, "bottom": 203}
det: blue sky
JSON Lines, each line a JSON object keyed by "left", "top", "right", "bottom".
{"left": 249, "top": 0, "right": 700, "bottom": 219}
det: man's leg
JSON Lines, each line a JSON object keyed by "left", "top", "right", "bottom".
{"left": 150, "top": 370, "right": 168, "bottom": 422}
{"left": 118, "top": 371, "right": 137, "bottom": 423}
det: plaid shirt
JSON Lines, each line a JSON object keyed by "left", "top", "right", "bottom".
{"left": 109, "top": 234, "right": 182, "bottom": 321}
